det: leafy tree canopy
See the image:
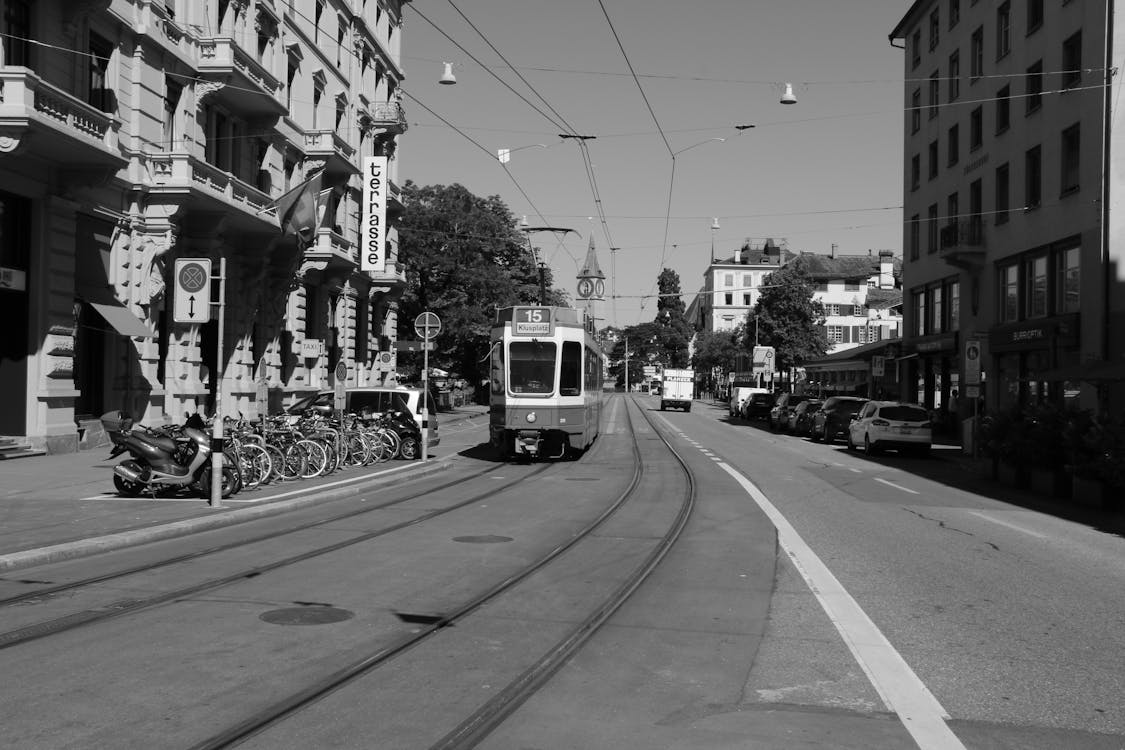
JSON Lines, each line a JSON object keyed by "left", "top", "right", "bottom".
{"left": 396, "top": 182, "right": 563, "bottom": 383}
{"left": 747, "top": 257, "right": 828, "bottom": 371}
{"left": 653, "top": 268, "right": 693, "bottom": 368}
{"left": 692, "top": 328, "right": 742, "bottom": 373}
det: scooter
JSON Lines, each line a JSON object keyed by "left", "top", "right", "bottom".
{"left": 101, "top": 411, "right": 239, "bottom": 498}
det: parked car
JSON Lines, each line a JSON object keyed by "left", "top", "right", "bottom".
{"left": 769, "top": 393, "right": 811, "bottom": 431}
{"left": 846, "top": 401, "right": 931, "bottom": 456}
{"left": 789, "top": 399, "right": 822, "bottom": 436}
{"left": 810, "top": 396, "right": 869, "bottom": 444}
{"left": 729, "top": 386, "right": 766, "bottom": 418}
{"left": 741, "top": 392, "right": 776, "bottom": 421}
{"left": 285, "top": 386, "right": 441, "bottom": 449}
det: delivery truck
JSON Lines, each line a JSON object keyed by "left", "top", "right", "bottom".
{"left": 660, "top": 368, "right": 694, "bottom": 411}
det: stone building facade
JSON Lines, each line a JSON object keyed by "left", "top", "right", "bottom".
{"left": 0, "top": 0, "right": 409, "bottom": 453}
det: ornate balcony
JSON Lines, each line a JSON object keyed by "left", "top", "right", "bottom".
{"left": 0, "top": 69, "right": 126, "bottom": 171}
{"left": 369, "top": 259, "right": 408, "bottom": 300}
{"left": 939, "top": 217, "right": 986, "bottom": 270}
{"left": 362, "top": 100, "right": 407, "bottom": 136}
{"left": 197, "top": 37, "right": 286, "bottom": 118}
{"left": 304, "top": 129, "right": 358, "bottom": 177}
{"left": 303, "top": 227, "right": 358, "bottom": 274}
{"left": 387, "top": 179, "right": 404, "bottom": 216}
{"left": 143, "top": 151, "right": 276, "bottom": 233}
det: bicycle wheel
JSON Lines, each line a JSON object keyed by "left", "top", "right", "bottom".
{"left": 297, "top": 439, "right": 328, "bottom": 478}
{"left": 238, "top": 443, "right": 271, "bottom": 490}
{"left": 377, "top": 428, "right": 400, "bottom": 460}
{"left": 344, "top": 434, "right": 370, "bottom": 467}
{"left": 275, "top": 443, "right": 305, "bottom": 481}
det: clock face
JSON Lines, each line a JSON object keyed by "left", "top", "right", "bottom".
{"left": 594, "top": 279, "right": 605, "bottom": 298}
{"left": 578, "top": 278, "right": 593, "bottom": 298}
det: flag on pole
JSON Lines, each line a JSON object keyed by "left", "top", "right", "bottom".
{"left": 271, "top": 169, "right": 325, "bottom": 242}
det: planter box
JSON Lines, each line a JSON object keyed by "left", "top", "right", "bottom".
{"left": 997, "top": 462, "right": 1029, "bottom": 489}
{"left": 1030, "top": 468, "right": 1071, "bottom": 499}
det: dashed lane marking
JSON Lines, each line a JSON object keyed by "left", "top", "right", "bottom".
{"left": 965, "top": 510, "right": 1047, "bottom": 539}
{"left": 875, "top": 477, "right": 920, "bottom": 495}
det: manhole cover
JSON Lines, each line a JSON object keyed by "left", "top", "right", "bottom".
{"left": 259, "top": 607, "right": 355, "bottom": 626}
{"left": 452, "top": 535, "right": 513, "bottom": 544}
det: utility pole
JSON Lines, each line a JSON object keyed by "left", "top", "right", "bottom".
{"left": 624, "top": 336, "right": 630, "bottom": 393}
{"left": 538, "top": 261, "right": 547, "bottom": 305}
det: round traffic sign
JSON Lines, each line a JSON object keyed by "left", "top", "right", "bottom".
{"left": 415, "top": 311, "right": 441, "bottom": 340}
{"left": 335, "top": 361, "right": 348, "bottom": 381}
{"left": 178, "top": 262, "right": 208, "bottom": 293}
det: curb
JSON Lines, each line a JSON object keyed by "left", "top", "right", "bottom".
{"left": 0, "top": 456, "right": 458, "bottom": 574}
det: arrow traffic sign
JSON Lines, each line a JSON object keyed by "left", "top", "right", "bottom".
{"left": 173, "top": 258, "right": 212, "bottom": 323}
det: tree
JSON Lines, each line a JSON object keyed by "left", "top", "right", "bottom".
{"left": 653, "top": 268, "right": 693, "bottom": 367}
{"left": 692, "top": 328, "right": 741, "bottom": 373}
{"left": 606, "top": 322, "right": 662, "bottom": 388}
{"left": 396, "top": 182, "right": 557, "bottom": 384}
{"left": 747, "top": 257, "right": 828, "bottom": 372}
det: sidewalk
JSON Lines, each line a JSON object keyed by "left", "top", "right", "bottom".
{"left": 0, "top": 405, "right": 490, "bottom": 572}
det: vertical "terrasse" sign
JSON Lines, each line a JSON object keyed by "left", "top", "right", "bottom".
{"left": 361, "top": 156, "right": 387, "bottom": 273}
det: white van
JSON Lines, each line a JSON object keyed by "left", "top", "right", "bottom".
{"left": 729, "top": 386, "right": 767, "bottom": 418}
{"left": 286, "top": 387, "right": 440, "bottom": 447}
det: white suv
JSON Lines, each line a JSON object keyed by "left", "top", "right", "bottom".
{"left": 847, "top": 401, "right": 931, "bottom": 456}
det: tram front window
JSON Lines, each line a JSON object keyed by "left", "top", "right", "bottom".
{"left": 509, "top": 341, "right": 556, "bottom": 394}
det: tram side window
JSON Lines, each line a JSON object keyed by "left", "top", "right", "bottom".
{"left": 584, "top": 347, "right": 597, "bottom": 392}
{"left": 490, "top": 341, "right": 505, "bottom": 396}
{"left": 509, "top": 341, "right": 556, "bottom": 394}
{"left": 560, "top": 341, "right": 582, "bottom": 396}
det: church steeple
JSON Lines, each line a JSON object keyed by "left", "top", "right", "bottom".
{"left": 576, "top": 235, "right": 606, "bottom": 302}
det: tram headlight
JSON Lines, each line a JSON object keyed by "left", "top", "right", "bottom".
{"left": 526, "top": 412, "right": 537, "bottom": 423}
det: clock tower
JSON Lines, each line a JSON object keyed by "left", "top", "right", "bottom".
{"left": 576, "top": 235, "right": 606, "bottom": 328}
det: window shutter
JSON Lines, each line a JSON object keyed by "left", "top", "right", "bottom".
{"left": 842, "top": 327, "right": 851, "bottom": 343}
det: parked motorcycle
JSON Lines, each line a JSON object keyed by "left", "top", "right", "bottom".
{"left": 101, "top": 411, "right": 240, "bottom": 498}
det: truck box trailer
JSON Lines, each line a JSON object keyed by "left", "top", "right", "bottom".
{"left": 660, "top": 369, "right": 694, "bottom": 411}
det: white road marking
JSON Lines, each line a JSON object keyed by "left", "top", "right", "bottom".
{"left": 719, "top": 463, "right": 966, "bottom": 750}
{"left": 875, "top": 477, "right": 920, "bottom": 495}
{"left": 965, "top": 510, "right": 1047, "bottom": 539}
{"left": 849, "top": 468, "right": 863, "bottom": 474}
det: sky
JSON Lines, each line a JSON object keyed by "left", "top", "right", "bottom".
{"left": 396, "top": 0, "right": 912, "bottom": 328}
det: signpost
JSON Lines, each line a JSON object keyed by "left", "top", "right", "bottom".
{"left": 334, "top": 360, "right": 348, "bottom": 413}
{"left": 360, "top": 156, "right": 388, "bottom": 273}
{"left": 414, "top": 312, "right": 441, "bottom": 461}
{"left": 173, "top": 258, "right": 212, "bottom": 323}
{"left": 964, "top": 338, "right": 983, "bottom": 457}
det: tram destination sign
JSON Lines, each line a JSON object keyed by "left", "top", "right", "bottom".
{"left": 512, "top": 306, "right": 554, "bottom": 336}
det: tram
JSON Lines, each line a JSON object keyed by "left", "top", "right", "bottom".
{"left": 488, "top": 305, "right": 604, "bottom": 459}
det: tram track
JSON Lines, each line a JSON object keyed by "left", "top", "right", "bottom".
{"left": 189, "top": 393, "right": 696, "bottom": 750}
{"left": 0, "top": 462, "right": 556, "bottom": 649}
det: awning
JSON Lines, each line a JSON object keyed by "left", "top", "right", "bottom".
{"left": 87, "top": 301, "right": 154, "bottom": 338}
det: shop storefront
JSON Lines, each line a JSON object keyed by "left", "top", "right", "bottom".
{"left": 989, "top": 314, "right": 1081, "bottom": 410}
{"left": 907, "top": 332, "right": 959, "bottom": 413}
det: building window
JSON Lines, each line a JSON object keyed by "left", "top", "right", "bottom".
{"left": 927, "top": 204, "right": 939, "bottom": 254}
{"left": 969, "top": 179, "right": 982, "bottom": 239}
{"left": 928, "top": 140, "right": 939, "bottom": 179}
{"left": 1026, "top": 60, "right": 1043, "bottom": 113}
{"left": 948, "top": 50, "right": 960, "bottom": 101}
{"left": 995, "top": 85, "right": 1010, "bottom": 133}
{"left": 1061, "top": 123, "right": 1080, "bottom": 195}
{"left": 853, "top": 304, "right": 864, "bottom": 316}
{"left": 2, "top": 0, "right": 31, "bottom": 67}
{"left": 946, "top": 192, "right": 959, "bottom": 240}
{"left": 911, "top": 154, "right": 920, "bottom": 191}
{"left": 826, "top": 303, "right": 840, "bottom": 316}
{"left": 996, "top": 3, "right": 1010, "bottom": 58}
{"left": 162, "top": 77, "right": 182, "bottom": 149}
{"left": 1025, "top": 145, "right": 1042, "bottom": 208}
{"left": 970, "top": 26, "right": 983, "bottom": 80}
{"left": 910, "top": 214, "right": 920, "bottom": 259}
{"left": 969, "top": 106, "right": 982, "bottom": 150}
{"left": 255, "top": 138, "right": 270, "bottom": 192}
{"left": 949, "top": 280, "right": 960, "bottom": 330}
{"left": 724, "top": 293, "right": 733, "bottom": 306}
{"left": 949, "top": 0, "right": 959, "bottom": 29}
{"left": 724, "top": 273, "right": 734, "bottom": 287}
{"left": 999, "top": 264, "right": 1019, "bottom": 322}
{"left": 929, "top": 72, "right": 940, "bottom": 119}
{"left": 336, "top": 25, "right": 345, "bottom": 68}
{"left": 1026, "top": 255, "right": 1048, "bottom": 318}
{"left": 335, "top": 96, "right": 346, "bottom": 132}
{"left": 845, "top": 280, "right": 860, "bottom": 291}
{"left": 911, "top": 88, "right": 921, "bottom": 133}
{"left": 1028, "top": 0, "right": 1044, "bottom": 34}
{"left": 314, "top": 0, "right": 325, "bottom": 44}
{"left": 88, "top": 33, "right": 114, "bottom": 113}
{"left": 947, "top": 124, "right": 959, "bottom": 166}
{"left": 929, "top": 8, "right": 940, "bottom": 50}
{"left": 1056, "top": 244, "right": 1080, "bottom": 313}
{"left": 742, "top": 294, "right": 752, "bottom": 306}
{"left": 827, "top": 325, "right": 844, "bottom": 343}
{"left": 914, "top": 291, "right": 926, "bottom": 336}
{"left": 1062, "top": 32, "right": 1082, "bottom": 89}
{"left": 931, "top": 285, "right": 944, "bottom": 334}
{"left": 995, "top": 163, "right": 1010, "bottom": 224}
{"left": 911, "top": 29, "right": 921, "bottom": 69}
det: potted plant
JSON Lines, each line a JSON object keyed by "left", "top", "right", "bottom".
{"left": 981, "top": 407, "right": 1030, "bottom": 488}
{"left": 1065, "top": 411, "right": 1125, "bottom": 510}
{"left": 1024, "top": 403, "right": 1073, "bottom": 498}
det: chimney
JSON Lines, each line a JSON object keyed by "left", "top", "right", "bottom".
{"left": 878, "top": 249, "right": 895, "bottom": 289}
{"left": 733, "top": 247, "right": 742, "bottom": 264}
{"left": 830, "top": 243, "right": 837, "bottom": 258}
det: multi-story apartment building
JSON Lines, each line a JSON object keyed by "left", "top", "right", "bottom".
{"left": 802, "top": 249, "right": 903, "bottom": 354}
{"left": 0, "top": 0, "right": 410, "bottom": 453}
{"left": 891, "top": 0, "right": 1125, "bottom": 416}
{"left": 687, "top": 238, "right": 787, "bottom": 333}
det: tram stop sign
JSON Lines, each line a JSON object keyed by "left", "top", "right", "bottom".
{"left": 415, "top": 311, "right": 441, "bottom": 340}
